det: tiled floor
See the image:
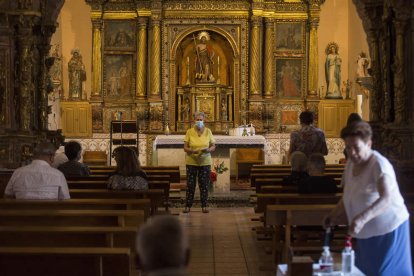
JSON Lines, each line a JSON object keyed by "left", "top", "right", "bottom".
{"left": 176, "top": 207, "right": 276, "bottom": 276}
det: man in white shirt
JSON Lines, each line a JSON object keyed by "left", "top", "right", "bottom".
{"left": 4, "top": 142, "right": 70, "bottom": 200}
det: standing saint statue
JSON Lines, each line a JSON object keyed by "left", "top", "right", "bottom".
{"left": 325, "top": 42, "right": 342, "bottom": 99}
{"left": 68, "top": 48, "right": 86, "bottom": 100}
{"left": 356, "top": 52, "right": 370, "bottom": 78}
{"left": 194, "top": 31, "right": 215, "bottom": 82}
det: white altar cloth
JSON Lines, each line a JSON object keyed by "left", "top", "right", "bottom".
{"left": 153, "top": 135, "right": 266, "bottom": 193}
{"left": 154, "top": 135, "right": 266, "bottom": 148}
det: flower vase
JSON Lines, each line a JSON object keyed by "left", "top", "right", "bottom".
{"left": 209, "top": 181, "right": 215, "bottom": 193}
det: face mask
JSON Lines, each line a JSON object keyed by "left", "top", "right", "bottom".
{"left": 195, "top": 121, "right": 204, "bottom": 128}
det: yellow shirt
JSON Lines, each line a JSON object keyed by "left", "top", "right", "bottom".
{"left": 184, "top": 127, "right": 216, "bottom": 166}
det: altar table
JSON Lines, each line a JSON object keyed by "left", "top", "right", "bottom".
{"left": 153, "top": 135, "right": 266, "bottom": 193}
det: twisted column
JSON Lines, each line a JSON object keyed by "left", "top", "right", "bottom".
{"left": 308, "top": 19, "right": 319, "bottom": 97}
{"left": 264, "top": 19, "right": 274, "bottom": 98}
{"left": 150, "top": 18, "right": 161, "bottom": 99}
{"left": 136, "top": 18, "right": 147, "bottom": 98}
{"left": 249, "top": 16, "right": 262, "bottom": 98}
{"left": 91, "top": 20, "right": 102, "bottom": 98}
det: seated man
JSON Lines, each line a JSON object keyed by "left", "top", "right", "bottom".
{"left": 298, "top": 153, "right": 337, "bottom": 194}
{"left": 282, "top": 151, "right": 309, "bottom": 187}
{"left": 136, "top": 215, "right": 190, "bottom": 276}
{"left": 51, "top": 145, "right": 68, "bottom": 168}
{"left": 4, "top": 142, "right": 70, "bottom": 200}
{"left": 58, "top": 141, "right": 90, "bottom": 177}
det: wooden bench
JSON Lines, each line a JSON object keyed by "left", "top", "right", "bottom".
{"left": 0, "top": 198, "right": 151, "bottom": 214}
{"left": 0, "top": 209, "right": 145, "bottom": 227}
{"left": 256, "top": 193, "right": 342, "bottom": 214}
{"left": 0, "top": 226, "right": 137, "bottom": 250}
{"left": 68, "top": 189, "right": 162, "bottom": 215}
{"left": 251, "top": 173, "right": 342, "bottom": 189}
{"left": 0, "top": 246, "right": 131, "bottom": 276}
{"left": 235, "top": 148, "right": 264, "bottom": 180}
{"left": 89, "top": 166, "right": 181, "bottom": 183}
{"left": 265, "top": 204, "right": 336, "bottom": 263}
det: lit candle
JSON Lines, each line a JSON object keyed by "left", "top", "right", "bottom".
{"left": 218, "top": 56, "right": 220, "bottom": 66}
{"left": 187, "top": 56, "right": 189, "bottom": 64}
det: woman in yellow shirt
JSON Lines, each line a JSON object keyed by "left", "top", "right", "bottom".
{"left": 183, "top": 112, "right": 216, "bottom": 213}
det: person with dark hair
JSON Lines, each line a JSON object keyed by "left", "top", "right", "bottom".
{"left": 342, "top": 113, "right": 363, "bottom": 160}
{"left": 183, "top": 111, "right": 216, "bottom": 213}
{"left": 288, "top": 111, "right": 328, "bottom": 158}
{"left": 324, "top": 121, "right": 412, "bottom": 275}
{"left": 298, "top": 153, "right": 337, "bottom": 194}
{"left": 5, "top": 142, "right": 70, "bottom": 199}
{"left": 136, "top": 215, "right": 190, "bottom": 276}
{"left": 282, "top": 151, "right": 308, "bottom": 188}
{"left": 58, "top": 141, "right": 90, "bottom": 177}
{"left": 108, "top": 146, "right": 148, "bottom": 190}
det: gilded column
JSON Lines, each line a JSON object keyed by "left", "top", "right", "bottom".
{"left": 150, "top": 18, "right": 161, "bottom": 99}
{"left": 308, "top": 3, "right": 322, "bottom": 97}
{"left": 249, "top": 16, "right": 262, "bottom": 98}
{"left": 91, "top": 20, "right": 102, "bottom": 98}
{"left": 264, "top": 18, "right": 274, "bottom": 98}
{"left": 137, "top": 18, "right": 148, "bottom": 99}
{"left": 393, "top": 19, "right": 408, "bottom": 125}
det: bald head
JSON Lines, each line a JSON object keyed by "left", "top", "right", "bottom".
{"left": 136, "top": 215, "right": 189, "bottom": 272}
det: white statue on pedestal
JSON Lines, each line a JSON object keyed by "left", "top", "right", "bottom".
{"left": 356, "top": 52, "right": 370, "bottom": 78}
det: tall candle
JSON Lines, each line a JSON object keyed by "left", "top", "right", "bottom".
{"left": 187, "top": 56, "right": 189, "bottom": 64}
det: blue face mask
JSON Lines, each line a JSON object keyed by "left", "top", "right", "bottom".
{"left": 195, "top": 120, "right": 204, "bottom": 128}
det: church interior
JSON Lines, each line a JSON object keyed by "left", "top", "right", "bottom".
{"left": 0, "top": 0, "right": 413, "bottom": 275}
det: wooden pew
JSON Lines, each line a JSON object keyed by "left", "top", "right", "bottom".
{"left": 89, "top": 166, "right": 181, "bottom": 183}
{"left": 265, "top": 204, "right": 336, "bottom": 263}
{"left": 0, "top": 226, "right": 137, "bottom": 251}
{"left": 68, "top": 189, "right": 162, "bottom": 215}
{"left": 260, "top": 184, "right": 343, "bottom": 194}
{"left": 0, "top": 198, "right": 151, "bottom": 214}
{"left": 256, "top": 193, "right": 342, "bottom": 214}
{"left": 0, "top": 209, "right": 145, "bottom": 227}
{"left": 0, "top": 247, "right": 131, "bottom": 276}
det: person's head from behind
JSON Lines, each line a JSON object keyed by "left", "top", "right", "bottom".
{"left": 290, "top": 151, "right": 307, "bottom": 172}
{"left": 64, "top": 141, "right": 82, "bottom": 161}
{"left": 341, "top": 121, "right": 372, "bottom": 165}
{"left": 346, "top": 113, "right": 362, "bottom": 126}
{"left": 113, "top": 146, "right": 140, "bottom": 176}
{"left": 299, "top": 111, "right": 314, "bottom": 125}
{"left": 33, "top": 142, "right": 57, "bottom": 166}
{"left": 136, "top": 215, "right": 189, "bottom": 272}
{"left": 307, "top": 153, "right": 326, "bottom": 176}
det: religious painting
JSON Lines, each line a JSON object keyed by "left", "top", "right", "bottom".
{"left": 92, "top": 105, "right": 103, "bottom": 133}
{"left": 104, "top": 54, "right": 135, "bottom": 99}
{"left": 275, "top": 58, "right": 303, "bottom": 98}
{"left": 149, "top": 103, "right": 163, "bottom": 131}
{"left": 196, "top": 96, "right": 215, "bottom": 121}
{"left": 104, "top": 21, "right": 136, "bottom": 51}
{"left": 281, "top": 110, "right": 298, "bottom": 125}
{"left": 103, "top": 106, "right": 131, "bottom": 133}
{"left": 275, "top": 22, "right": 303, "bottom": 51}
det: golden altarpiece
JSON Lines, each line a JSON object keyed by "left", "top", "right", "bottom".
{"left": 81, "top": 0, "right": 330, "bottom": 137}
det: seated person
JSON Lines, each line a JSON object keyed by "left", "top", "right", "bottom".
{"left": 282, "top": 151, "right": 309, "bottom": 187}
{"left": 108, "top": 146, "right": 148, "bottom": 190}
{"left": 136, "top": 215, "right": 190, "bottom": 275}
{"left": 51, "top": 145, "right": 68, "bottom": 168}
{"left": 58, "top": 141, "right": 90, "bottom": 177}
{"left": 298, "top": 153, "right": 337, "bottom": 194}
{"left": 4, "top": 142, "right": 70, "bottom": 200}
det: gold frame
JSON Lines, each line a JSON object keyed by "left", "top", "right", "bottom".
{"left": 196, "top": 96, "right": 215, "bottom": 122}
{"left": 275, "top": 57, "right": 304, "bottom": 98}
{"left": 275, "top": 21, "right": 305, "bottom": 53}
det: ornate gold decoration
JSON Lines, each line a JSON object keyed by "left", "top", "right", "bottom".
{"left": 150, "top": 19, "right": 161, "bottom": 98}
{"left": 91, "top": 20, "right": 102, "bottom": 97}
{"left": 264, "top": 18, "right": 274, "bottom": 98}
{"left": 137, "top": 18, "right": 147, "bottom": 98}
{"left": 249, "top": 16, "right": 262, "bottom": 97}
{"left": 308, "top": 12, "right": 320, "bottom": 97}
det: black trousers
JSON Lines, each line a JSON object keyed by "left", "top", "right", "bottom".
{"left": 185, "top": 165, "right": 210, "bottom": 208}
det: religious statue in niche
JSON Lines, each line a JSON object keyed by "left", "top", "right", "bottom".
{"left": 325, "top": 42, "right": 342, "bottom": 99}
{"left": 193, "top": 31, "right": 215, "bottom": 82}
{"left": 48, "top": 44, "right": 63, "bottom": 99}
{"left": 221, "top": 98, "right": 227, "bottom": 120}
{"left": 356, "top": 52, "right": 370, "bottom": 78}
{"left": 68, "top": 48, "right": 86, "bottom": 100}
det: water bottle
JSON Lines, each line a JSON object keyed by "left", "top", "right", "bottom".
{"left": 342, "top": 236, "right": 355, "bottom": 275}
{"left": 319, "top": 246, "right": 333, "bottom": 272}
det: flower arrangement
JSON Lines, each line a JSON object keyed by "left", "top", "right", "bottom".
{"left": 209, "top": 159, "right": 228, "bottom": 191}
